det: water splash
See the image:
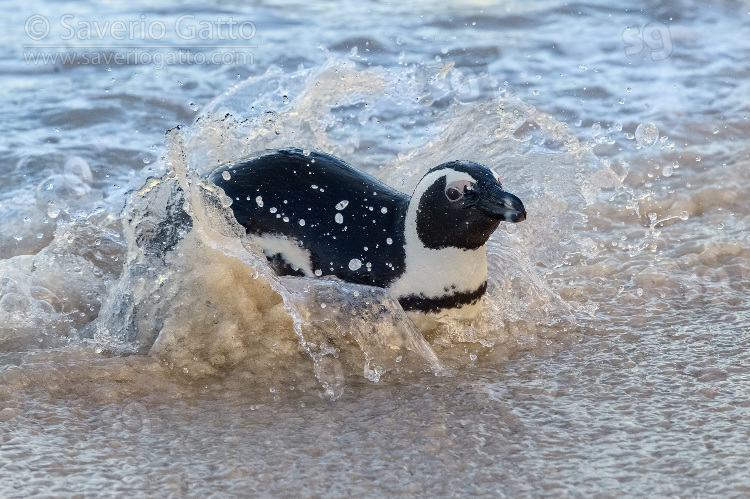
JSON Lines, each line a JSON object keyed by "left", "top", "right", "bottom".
{"left": 93, "top": 125, "right": 444, "bottom": 398}
{"left": 635, "top": 122, "right": 659, "bottom": 148}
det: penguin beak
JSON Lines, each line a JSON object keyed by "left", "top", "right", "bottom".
{"left": 475, "top": 183, "right": 527, "bottom": 223}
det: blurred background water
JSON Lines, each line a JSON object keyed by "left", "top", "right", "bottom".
{"left": 1, "top": 0, "right": 749, "bottom": 496}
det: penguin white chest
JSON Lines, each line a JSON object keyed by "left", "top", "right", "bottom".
{"left": 388, "top": 244, "right": 488, "bottom": 300}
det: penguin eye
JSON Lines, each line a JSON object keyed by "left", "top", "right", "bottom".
{"left": 445, "top": 187, "right": 462, "bottom": 201}
{"left": 444, "top": 180, "right": 475, "bottom": 202}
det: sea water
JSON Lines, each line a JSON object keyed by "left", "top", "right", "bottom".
{"left": 1, "top": 0, "right": 749, "bottom": 496}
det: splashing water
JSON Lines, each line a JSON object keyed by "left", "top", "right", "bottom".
{"left": 635, "top": 122, "right": 659, "bottom": 148}
{"left": 1, "top": 0, "right": 750, "bottom": 495}
{"left": 84, "top": 62, "right": 624, "bottom": 389}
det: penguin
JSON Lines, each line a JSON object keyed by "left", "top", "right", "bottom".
{"left": 208, "top": 148, "right": 526, "bottom": 324}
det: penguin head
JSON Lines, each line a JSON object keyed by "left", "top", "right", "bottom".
{"left": 411, "top": 161, "right": 526, "bottom": 250}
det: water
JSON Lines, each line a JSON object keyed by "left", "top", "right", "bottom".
{"left": 1, "top": 0, "right": 749, "bottom": 496}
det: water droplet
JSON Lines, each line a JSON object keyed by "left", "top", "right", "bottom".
{"left": 320, "top": 303, "right": 326, "bottom": 309}
{"left": 336, "top": 200, "right": 349, "bottom": 210}
{"left": 283, "top": 216, "right": 289, "bottom": 222}
{"left": 470, "top": 354, "right": 477, "bottom": 361}
{"left": 255, "top": 196, "right": 264, "bottom": 207}
{"left": 311, "top": 184, "right": 318, "bottom": 190}
{"left": 348, "top": 259, "right": 362, "bottom": 270}
{"left": 636, "top": 288, "right": 644, "bottom": 296}
{"left": 591, "top": 123, "right": 602, "bottom": 137}
{"left": 314, "top": 269, "right": 322, "bottom": 276}
{"left": 662, "top": 165, "right": 673, "bottom": 177}
{"left": 282, "top": 95, "right": 289, "bottom": 104}
{"left": 712, "top": 127, "right": 719, "bottom": 134}
{"left": 47, "top": 206, "right": 61, "bottom": 219}
{"left": 12, "top": 234, "right": 22, "bottom": 241}
{"left": 380, "top": 207, "right": 387, "bottom": 214}
{"left": 386, "top": 238, "right": 393, "bottom": 245}
{"left": 718, "top": 223, "right": 724, "bottom": 230}
{"left": 635, "top": 122, "right": 659, "bottom": 148}
{"left": 580, "top": 237, "right": 599, "bottom": 258}
{"left": 37, "top": 233, "right": 44, "bottom": 239}
{"left": 335, "top": 213, "right": 344, "bottom": 224}
{"left": 269, "top": 207, "right": 277, "bottom": 214}
{"left": 680, "top": 211, "right": 689, "bottom": 220}
{"left": 222, "top": 171, "right": 231, "bottom": 181}
{"left": 298, "top": 219, "right": 305, "bottom": 226}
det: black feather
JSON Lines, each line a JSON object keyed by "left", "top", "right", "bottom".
{"left": 208, "top": 148, "right": 408, "bottom": 287}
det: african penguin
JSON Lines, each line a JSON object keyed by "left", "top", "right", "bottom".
{"left": 208, "top": 148, "right": 526, "bottom": 324}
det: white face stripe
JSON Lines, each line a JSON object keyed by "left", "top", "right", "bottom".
{"left": 490, "top": 169, "right": 502, "bottom": 186}
{"left": 408, "top": 168, "right": 479, "bottom": 206}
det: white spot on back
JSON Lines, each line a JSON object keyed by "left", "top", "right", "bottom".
{"left": 249, "top": 233, "right": 314, "bottom": 276}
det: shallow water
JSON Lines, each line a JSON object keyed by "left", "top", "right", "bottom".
{"left": 2, "top": 0, "right": 750, "bottom": 496}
